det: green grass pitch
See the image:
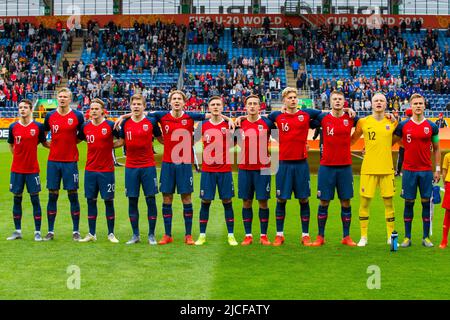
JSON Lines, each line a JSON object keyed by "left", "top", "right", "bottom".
{"left": 0, "top": 140, "right": 449, "bottom": 300}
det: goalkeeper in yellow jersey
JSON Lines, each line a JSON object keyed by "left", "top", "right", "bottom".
{"left": 439, "top": 153, "right": 450, "bottom": 249}
{"left": 351, "top": 93, "right": 398, "bottom": 246}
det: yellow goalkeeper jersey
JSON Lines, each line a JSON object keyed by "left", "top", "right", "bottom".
{"left": 359, "top": 115, "right": 397, "bottom": 175}
{"left": 442, "top": 153, "right": 450, "bottom": 182}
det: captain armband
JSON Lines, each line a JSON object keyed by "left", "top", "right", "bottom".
{"left": 431, "top": 135, "right": 439, "bottom": 143}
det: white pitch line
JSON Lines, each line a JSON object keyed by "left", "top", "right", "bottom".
{"left": 351, "top": 152, "right": 364, "bottom": 160}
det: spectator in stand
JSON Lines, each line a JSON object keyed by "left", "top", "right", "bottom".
{"left": 436, "top": 113, "right": 448, "bottom": 128}
{"left": 311, "top": 74, "right": 448, "bottom": 112}
{"left": 364, "top": 98, "right": 372, "bottom": 111}
{"left": 292, "top": 60, "right": 299, "bottom": 79}
{"left": 353, "top": 99, "right": 361, "bottom": 111}
{"left": 282, "top": 23, "right": 448, "bottom": 84}
{"left": 183, "top": 46, "right": 284, "bottom": 107}
{"left": 0, "top": 22, "right": 64, "bottom": 103}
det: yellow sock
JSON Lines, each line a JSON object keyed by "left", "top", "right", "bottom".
{"left": 359, "top": 196, "right": 371, "bottom": 238}
{"left": 383, "top": 197, "right": 395, "bottom": 240}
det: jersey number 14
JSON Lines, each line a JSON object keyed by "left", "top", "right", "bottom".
{"left": 326, "top": 127, "right": 334, "bottom": 136}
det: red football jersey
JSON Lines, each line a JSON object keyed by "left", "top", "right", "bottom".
{"left": 196, "top": 119, "right": 232, "bottom": 172}
{"left": 153, "top": 111, "right": 205, "bottom": 164}
{"left": 8, "top": 121, "right": 46, "bottom": 174}
{"left": 394, "top": 119, "right": 439, "bottom": 171}
{"left": 44, "top": 109, "right": 84, "bottom": 162}
{"left": 268, "top": 109, "right": 321, "bottom": 160}
{"left": 119, "top": 117, "right": 162, "bottom": 168}
{"left": 79, "top": 120, "right": 119, "bottom": 172}
{"left": 237, "top": 117, "right": 275, "bottom": 170}
{"left": 313, "top": 113, "right": 358, "bottom": 166}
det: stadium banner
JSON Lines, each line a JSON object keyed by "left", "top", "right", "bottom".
{"left": 0, "top": 118, "right": 16, "bottom": 128}
{"left": 298, "top": 98, "right": 314, "bottom": 108}
{"left": 0, "top": 14, "right": 449, "bottom": 30}
{"left": 0, "top": 118, "right": 44, "bottom": 139}
{"left": 0, "top": 128, "right": 8, "bottom": 139}
{"left": 0, "top": 118, "right": 15, "bottom": 139}
{"left": 36, "top": 99, "right": 58, "bottom": 110}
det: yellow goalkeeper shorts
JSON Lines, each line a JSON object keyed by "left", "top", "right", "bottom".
{"left": 360, "top": 174, "right": 395, "bottom": 198}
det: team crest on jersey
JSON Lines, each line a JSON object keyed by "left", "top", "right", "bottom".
{"left": 343, "top": 119, "right": 349, "bottom": 126}
{"left": 102, "top": 128, "right": 107, "bottom": 135}
{"left": 298, "top": 115, "right": 304, "bottom": 122}
{"left": 424, "top": 127, "right": 430, "bottom": 134}
{"left": 258, "top": 125, "right": 263, "bottom": 131}
{"left": 182, "top": 119, "right": 187, "bottom": 125}
{"left": 221, "top": 127, "right": 227, "bottom": 134}
{"left": 68, "top": 118, "right": 73, "bottom": 125}
{"left": 30, "top": 129, "right": 36, "bottom": 136}
{"left": 143, "top": 124, "right": 149, "bottom": 131}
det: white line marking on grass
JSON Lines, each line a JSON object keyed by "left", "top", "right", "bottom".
{"left": 351, "top": 152, "right": 364, "bottom": 160}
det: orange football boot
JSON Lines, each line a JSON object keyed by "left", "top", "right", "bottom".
{"left": 158, "top": 234, "right": 173, "bottom": 245}
{"left": 184, "top": 235, "right": 195, "bottom": 245}
{"left": 260, "top": 235, "right": 271, "bottom": 245}
{"left": 301, "top": 235, "right": 312, "bottom": 246}
{"left": 273, "top": 235, "right": 285, "bottom": 246}
{"left": 241, "top": 235, "right": 253, "bottom": 246}
{"left": 341, "top": 235, "right": 357, "bottom": 246}
{"left": 311, "top": 235, "right": 325, "bottom": 246}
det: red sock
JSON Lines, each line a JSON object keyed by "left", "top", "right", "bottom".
{"left": 442, "top": 210, "right": 450, "bottom": 243}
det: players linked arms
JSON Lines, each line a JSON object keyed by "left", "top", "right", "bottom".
{"left": 391, "top": 134, "right": 402, "bottom": 147}
{"left": 41, "top": 141, "right": 50, "bottom": 149}
{"left": 113, "top": 111, "right": 158, "bottom": 130}
{"left": 350, "top": 122, "right": 363, "bottom": 145}
{"left": 114, "top": 138, "right": 124, "bottom": 148}
{"left": 155, "top": 135, "right": 164, "bottom": 144}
